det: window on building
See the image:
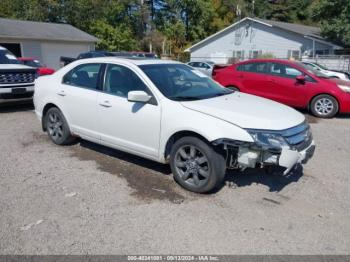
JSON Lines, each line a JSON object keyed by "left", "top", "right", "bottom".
{"left": 233, "top": 50, "right": 245, "bottom": 60}
{"left": 287, "top": 50, "right": 300, "bottom": 59}
{"left": 249, "top": 50, "right": 262, "bottom": 59}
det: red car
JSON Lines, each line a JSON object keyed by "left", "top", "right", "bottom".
{"left": 213, "top": 59, "right": 350, "bottom": 118}
{"left": 18, "top": 57, "right": 55, "bottom": 76}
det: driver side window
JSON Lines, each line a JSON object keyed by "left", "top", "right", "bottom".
{"left": 104, "top": 64, "right": 148, "bottom": 98}
{"left": 270, "top": 63, "right": 303, "bottom": 79}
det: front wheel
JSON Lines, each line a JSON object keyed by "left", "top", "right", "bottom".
{"left": 170, "top": 137, "right": 226, "bottom": 193}
{"left": 310, "top": 94, "right": 338, "bottom": 118}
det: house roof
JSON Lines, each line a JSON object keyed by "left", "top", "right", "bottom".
{"left": 185, "top": 17, "right": 339, "bottom": 52}
{"left": 254, "top": 18, "right": 321, "bottom": 38}
{"left": 0, "top": 18, "right": 98, "bottom": 43}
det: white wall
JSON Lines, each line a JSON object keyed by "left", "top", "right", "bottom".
{"left": 0, "top": 38, "right": 95, "bottom": 69}
{"left": 190, "top": 20, "right": 333, "bottom": 63}
{"left": 40, "top": 41, "right": 93, "bottom": 69}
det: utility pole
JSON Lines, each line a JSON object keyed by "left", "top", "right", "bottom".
{"left": 252, "top": 0, "right": 255, "bottom": 17}
{"left": 236, "top": 4, "right": 241, "bottom": 20}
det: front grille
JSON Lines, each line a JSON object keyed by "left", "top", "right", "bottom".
{"left": 0, "top": 72, "right": 35, "bottom": 84}
{"left": 279, "top": 122, "right": 312, "bottom": 150}
{"left": 0, "top": 91, "right": 34, "bottom": 99}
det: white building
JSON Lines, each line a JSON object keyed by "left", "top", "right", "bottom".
{"left": 185, "top": 17, "right": 342, "bottom": 64}
{"left": 0, "top": 18, "right": 98, "bottom": 69}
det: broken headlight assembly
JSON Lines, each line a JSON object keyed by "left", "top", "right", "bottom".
{"left": 247, "top": 130, "right": 290, "bottom": 152}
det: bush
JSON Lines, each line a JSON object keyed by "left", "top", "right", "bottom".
{"left": 257, "top": 52, "right": 275, "bottom": 58}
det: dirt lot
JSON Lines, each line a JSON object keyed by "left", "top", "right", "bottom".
{"left": 0, "top": 103, "right": 350, "bottom": 254}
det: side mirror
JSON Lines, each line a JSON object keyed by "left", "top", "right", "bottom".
{"left": 296, "top": 75, "right": 306, "bottom": 83}
{"left": 127, "top": 91, "right": 151, "bottom": 103}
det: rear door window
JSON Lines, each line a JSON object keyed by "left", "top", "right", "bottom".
{"left": 63, "top": 63, "right": 102, "bottom": 89}
{"left": 237, "top": 62, "right": 268, "bottom": 74}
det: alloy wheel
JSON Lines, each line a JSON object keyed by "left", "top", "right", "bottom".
{"left": 174, "top": 145, "right": 210, "bottom": 187}
{"left": 47, "top": 111, "right": 64, "bottom": 142}
{"left": 315, "top": 98, "right": 334, "bottom": 116}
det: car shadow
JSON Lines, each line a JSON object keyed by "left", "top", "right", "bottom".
{"left": 221, "top": 165, "right": 304, "bottom": 193}
{"left": 78, "top": 140, "right": 172, "bottom": 175}
{"left": 335, "top": 113, "right": 350, "bottom": 119}
{"left": 77, "top": 140, "right": 303, "bottom": 194}
{"left": 0, "top": 101, "right": 34, "bottom": 113}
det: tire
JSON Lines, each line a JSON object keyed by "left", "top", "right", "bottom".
{"left": 170, "top": 136, "right": 226, "bottom": 193}
{"left": 227, "top": 86, "right": 240, "bottom": 92}
{"left": 310, "top": 94, "right": 338, "bottom": 118}
{"left": 44, "top": 107, "right": 76, "bottom": 145}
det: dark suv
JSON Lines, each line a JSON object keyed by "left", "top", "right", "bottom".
{"left": 0, "top": 46, "right": 37, "bottom": 103}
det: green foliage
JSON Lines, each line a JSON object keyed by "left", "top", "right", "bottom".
{"left": 0, "top": 0, "right": 348, "bottom": 53}
{"left": 89, "top": 19, "right": 138, "bottom": 51}
{"left": 257, "top": 52, "right": 275, "bottom": 59}
{"left": 313, "top": 0, "right": 350, "bottom": 47}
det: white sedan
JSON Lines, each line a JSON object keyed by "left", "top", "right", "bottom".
{"left": 302, "top": 61, "right": 349, "bottom": 81}
{"left": 187, "top": 61, "right": 214, "bottom": 77}
{"left": 34, "top": 58, "right": 315, "bottom": 193}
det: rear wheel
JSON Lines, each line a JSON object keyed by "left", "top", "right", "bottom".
{"left": 310, "top": 94, "right": 338, "bottom": 118}
{"left": 227, "top": 86, "right": 240, "bottom": 92}
{"left": 170, "top": 136, "right": 226, "bottom": 193}
{"left": 44, "top": 107, "right": 76, "bottom": 145}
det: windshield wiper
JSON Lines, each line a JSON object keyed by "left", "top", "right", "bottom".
{"left": 169, "top": 96, "right": 202, "bottom": 101}
{"left": 206, "top": 91, "right": 233, "bottom": 98}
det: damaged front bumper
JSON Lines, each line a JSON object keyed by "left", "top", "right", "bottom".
{"left": 213, "top": 122, "right": 315, "bottom": 174}
{"left": 279, "top": 141, "right": 315, "bottom": 174}
{"left": 214, "top": 139, "right": 316, "bottom": 174}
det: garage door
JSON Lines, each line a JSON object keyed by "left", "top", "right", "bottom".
{"left": 41, "top": 42, "right": 92, "bottom": 70}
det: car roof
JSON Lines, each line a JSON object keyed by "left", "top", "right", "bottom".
{"left": 73, "top": 57, "right": 182, "bottom": 66}
{"left": 236, "top": 58, "right": 300, "bottom": 66}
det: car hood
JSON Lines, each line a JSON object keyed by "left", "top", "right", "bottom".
{"left": 181, "top": 92, "right": 305, "bottom": 130}
{"left": 329, "top": 78, "right": 350, "bottom": 86}
{"left": 0, "top": 64, "right": 35, "bottom": 70}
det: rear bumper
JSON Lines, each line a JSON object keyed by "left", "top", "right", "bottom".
{"left": 0, "top": 85, "right": 34, "bottom": 103}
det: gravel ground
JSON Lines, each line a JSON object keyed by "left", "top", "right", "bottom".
{"left": 0, "top": 103, "right": 349, "bottom": 255}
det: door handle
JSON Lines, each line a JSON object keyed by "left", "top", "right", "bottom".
{"left": 99, "top": 101, "right": 112, "bottom": 108}
{"left": 57, "top": 90, "right": 66, "bottom": 97}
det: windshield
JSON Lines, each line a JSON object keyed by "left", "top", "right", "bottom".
{"left": 297, "top": 62, "right": 329, "bottom": 78}
{"left": 22, "top": 59, "right": 42, "bottom": 67}
{"left": 314, "top": 62, "right": 327, "bottom": 70}
{"left": 139, "top": 64, "right": 233, "bottom": 101}
{"left": 0, "top": 50, "right": 20, "bottom": 64}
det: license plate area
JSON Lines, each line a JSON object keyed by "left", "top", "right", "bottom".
{"left": 11, "top": 88, "right": 27, "bottom": 94}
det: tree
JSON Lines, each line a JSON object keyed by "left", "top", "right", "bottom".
{"left": 89, "top": 19, "right": 138, "bottom": 51}
{"left": 313, "top": 0, "right": 350, "bottom": 47}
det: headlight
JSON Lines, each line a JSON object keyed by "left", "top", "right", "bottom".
{"left": 338, "top": 84, "right": 350, "bottom": 93}
{"left": 247, "top": 130, "right": 289, "bottom": 151}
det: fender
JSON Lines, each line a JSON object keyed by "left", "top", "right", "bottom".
{"left": 158, "top": 102, "right": 254, "bottom": 162}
